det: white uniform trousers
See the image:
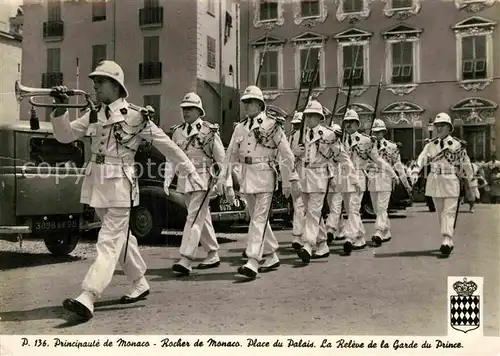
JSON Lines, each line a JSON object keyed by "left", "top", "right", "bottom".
{"left": 432, "top": 197, "right": 458, "bottom": 238}
{"left": 180, "top": 191, "right": 219, "bottom": 260}
{"left": 325, "top": 192, "right": 346, "bottom": 237}
{"left": 244, "top": 193, "right": 278, "bottom": 260}
{"left": 301, "top": 193, "right": 325, "bottom": 247}
{"left": 317, "top": 216, "right": 328, "bottom": 244}
{"left": 342, "top": 192, "right": 366, "bottom": 239}
{"left": 292, "top": 194, "right": 305, "bottom": 242}
{"left": 82, "top": 207, "right": 146, "bottom": 297}
{"left": 369, "top": 191, "right": 392, "bottom": 239}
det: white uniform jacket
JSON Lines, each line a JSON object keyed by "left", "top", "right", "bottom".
{"left": 411, "top": 136, "right": 476, "bottom": 198}
{"left": 367, "top": 138, "right": 409, "bottom": 192}
{"left": 222, "top": 112, "right": 298, "bottom": 194}
{"left": 164, "top": 118, "right": 231, "bottom": 194}
{"left": 50, "top": 98, "right": 196, "bottom": 208}
{"left": 341, "top": 131, "right": 397, "bottom": 192}
{"left": 290, "top": 126, "right": 357, "bottom": 194}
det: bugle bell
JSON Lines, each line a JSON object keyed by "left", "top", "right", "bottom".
{"left": 14, "top": 80, "right": 91, "bottom": 108}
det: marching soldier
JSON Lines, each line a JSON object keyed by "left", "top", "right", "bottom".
{"left": 164, "top": 92, "right": 231, "bottom": 275}
{"left": 410, "top": 113, "right": 476, "bottom": 256}
{"left": 368, "top": 119, "right": 412, "bottom": 246}
{"left": 324, "top": 123, "right": 347, "bottom": 243}
{"left": 341, "top": 109, "right": 398, "bottom": 255}
{"left": 50, "top": 60, "right": 202, "bottom": 320}
{"left": 289, "top": 112, "right": 305, "bottom": 250}
{"left": 290, "top": 101, "right": 356, "bottom": 263}
{"left": 218, "top": 85, "right": 300, "bottom": 279}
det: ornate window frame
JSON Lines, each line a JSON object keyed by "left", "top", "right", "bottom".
{"left": 380, "top": 101, "right": 425, "bottom": 128}
{"left": 253, "top": 0, "right": 284, "bottom": 29}
{"left": 382, "top": 24, "right": 423, "bottom": 96}
{"left": 292, "top": 0, "right": 328, "bottom": 27}
{"left": 453, "top": 16, "right": 496, "bottom": 92}
{"left": 251, "top": 36, "right": 286, "bottom": 101}
{"left": 381, "top": 0, "right": 421, "bottom": 20}
{"left": 332, "top": 103, "right": 374, "bottom": 129}
{"left": 292, "top": 32, "right": 328, "bottom": 99}
{"left": 335, "top": 0, "right": 371, "bottom": 24}
{"left": 333, "top": 28, "right": 372, "bottom": 97}
{"left": 454, "top": 0, "right": 496, "bottom": 13}
{"left": 450, "top": 97, "right": 498, "bottom": 126}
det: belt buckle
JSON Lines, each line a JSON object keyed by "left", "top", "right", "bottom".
{"left": 95, "top": 154, "right": 105, "bottom": 164}
{"left": 244, "top": 157, "right": 252, "bottom": 165}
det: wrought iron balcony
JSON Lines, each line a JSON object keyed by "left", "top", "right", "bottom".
{"left": 41, "top": 72, "right": 63, "bottom": 88}
{"left": 43, "top": 20, "right": 64, "bottom": 41}
{"left": 139, "top": 62, "right": 162, "bottom": 84}
{"left": 139, "top": 7, "right": 163, "bottom": 29}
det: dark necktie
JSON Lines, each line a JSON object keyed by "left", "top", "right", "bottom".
{"left": 186, "top": 124, "right": 192, "bottom": 135}
{"left": 309, "top": 128, "right": 314, "bottom": 141}
{"left": 105, "top": 106, "right": 111, "bottom": 119}
{"left": 439, "top": 139, "right": 444, "bottom": 149}
{"left": 377, "top": 140, "right": 381, "bottom": 150}
{"left": 348, "top": 135, "right": 352, "bottom": 146}
{"left": 248, "top": 117, "right": 254, "bottom": 130}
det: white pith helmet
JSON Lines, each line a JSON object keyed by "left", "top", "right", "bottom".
{"left": 180, "top": 92, "right": 205, "bottom": 117}
{"left": 343, "top": 108, "right": 359, "bottom": 122}
{"left": 433, "top": 112, "right": 454, "bottom": 131}
{"left": 303, "top": 100, "right": 325, "bottom": 120}
{"left": 89, "top": 60, "right": 128, "bottom": 98}
{"left": 291, "top": 111, "right": 303, "bottom": 124}
{"left": 371, "top": 119, "right": 387, "bottom": 132}
{"left": 330, "top": 123, "right": 342, "bottom": 135}
{"left": 241, "top": 85, "right": 265, "bottom": 109}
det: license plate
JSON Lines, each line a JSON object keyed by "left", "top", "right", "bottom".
{"left": 32, "top": 215, "right": 80, "bottom": 234}
{"left": 218, "top": 197, "right": 244, "bottom": 212}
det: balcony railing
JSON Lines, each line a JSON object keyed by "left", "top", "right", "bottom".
{"left": 139, "top": 62, "right": 162, "bottom": 84}
{"left": 139, "top": 7, "right": 163, "bottom": 28}
{"left": 42, "top": 72, "right": 63, "bottom": 88}
{"left": 43, "top": 20, "right": 64, "bottom": 41}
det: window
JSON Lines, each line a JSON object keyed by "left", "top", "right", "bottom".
{"left": 382, "top": 24, "right": 422, "bottom": 94}
{"left": 391, "top": 42, "right": 413, "bottom": 84}
{"left": 47, "top": 48, "right": 61, "bottom": 72}
{"left": 207, "top": 36, "right": 216, "bottom": 69}
{"left": 260, "top": 0, "right": 278, "bottom": 21}
{"left": 144, "top": 95, "right": 161, "bottom": 125}
{"left": 92, "top": 0, "right": 106, "bottom": 22}
{"left": 300, "top": 47, "right": 320, "bottom": 88}
{"left": 391, "top": 0, "right": 412, "bottom": 8}
{"left": 343, "top": 0, "right": 363, "bottom": 13}
{"left": 144, "top": 0, "right": 159, "bottom": 7}
{"left": 453, "top": 16, "right": 495, "bottom": 91}
{"left": 143, "top": 36, "right": 159, "bottom": 62}
{"left": 92, "top": 45, "right": 107, "bottom": 71}
{"left": 342, "top": 45, "right": 364, "bottom": 86}
{"left": 29, "top": 138, "right": 85, "bottom": 168}
{"left": 301, "top": 0, "right": 319, "bottom": 17}
{"left": 461, "top": 36, "right": 486, "bottom": 80}
{"left": 47, "top": 0, "right": 61, "bottom": 21}
{"left": 207, "top": 0, "right": 215, "bottom": 15}
{"left": 258, "top": 51, "right": 279, "bottom": 90}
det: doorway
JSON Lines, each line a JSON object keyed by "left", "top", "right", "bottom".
{"left": 463, "top": 125, "right": 490, "bottom": 160}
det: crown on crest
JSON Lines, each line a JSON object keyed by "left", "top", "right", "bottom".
{"left": 452, "top": 278, "right": 477, "bottom": 297}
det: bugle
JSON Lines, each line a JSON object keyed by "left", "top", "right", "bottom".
{"left": 14, "top": 80, "right": 91, "bottom": 108}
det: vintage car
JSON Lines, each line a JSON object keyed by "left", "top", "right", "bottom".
{"left": 0, "top": 121, "right": 100, "bottom": 255}
{"left": 130, "top": 144, "right": 292, "bottom": 243}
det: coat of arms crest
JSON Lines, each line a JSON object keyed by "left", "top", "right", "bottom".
{"left": 449, "top": 277, "right": 480, "bottom": 333}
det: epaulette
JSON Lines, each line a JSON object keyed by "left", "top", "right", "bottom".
{"left": 170, "top": 123, "right": 183, "bottom": 133}
{"left": 453, "top": 136, "right": 467, "bottom": 146}
{"left": 128, "top": 103, "right": 144, "bottom": 112}
{"left": 203, "top": 121, "right": 220, "bottom": 132}
{"left": 360, "top": 132, "right": 376, "bottom": 142}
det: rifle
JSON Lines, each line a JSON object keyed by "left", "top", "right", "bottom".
{"left": 255, "top": 35, "right": 270, "bottom": 86}
{"left": 369, "top": 72, "right": 383, "bottom": 132}
{"left": 293, "top": 44, "right": 312, "bottom": 113}
{"left": 340, "top": 44, "right": 362, "bottom": 143}
{"left": 298, "top": 49, "right": 321, "bottom": 145}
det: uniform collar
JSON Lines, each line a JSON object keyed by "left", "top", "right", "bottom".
{"left": 184, "top": 118, "right": 203, "bottom": 136}
{"left": 248, "top": 112, "right": 266, "bottom": 131}
{"left": 101, "top": 98, "right": 128, "bottom": 126}
{"left": 106, "top": 98, "right": 127, "bottom": 114}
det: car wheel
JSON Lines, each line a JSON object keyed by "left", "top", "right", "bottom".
{"left": 130, "top": 198, "right": 163, "bottom": 244}
{"left": 43, "top": 233, "right": 78, "bottom": 256}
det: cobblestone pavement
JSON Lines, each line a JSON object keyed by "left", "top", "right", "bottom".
{"left": 0, "top": 204, "right": 498, "bottom": 336}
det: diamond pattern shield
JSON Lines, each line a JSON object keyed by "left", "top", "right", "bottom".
{"left": 450, "top": 295, "right": 480, "bottom": 333}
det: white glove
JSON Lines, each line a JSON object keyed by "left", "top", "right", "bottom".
{"left": 163, "top": 180, "right": 170, "bottom": 196}
{"left": 225, "top": 187, "right": 236, "bottom": 205}
{"left": 188, "top": 171, "right": 204, "bottom": 190}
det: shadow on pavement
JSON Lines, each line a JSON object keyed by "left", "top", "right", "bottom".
{"left": 0, "top": 251, "right": 83, "bottom": 271}
{"left": 144, "top": 267, "right": 243, "bottom": 282}
{"left": 374, "top": 249, "right": 443, "bottom": 258}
